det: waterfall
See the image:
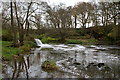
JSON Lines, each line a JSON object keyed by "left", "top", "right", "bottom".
{"left": 34, "top": 39, "right": 43, "bottom": 46}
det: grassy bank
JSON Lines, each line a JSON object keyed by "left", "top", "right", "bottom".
{"left": 2, "top": 41, "right": 36, "bottom": 61}
{"left": 66, "top": 38, "right": 97, "bottom": 45}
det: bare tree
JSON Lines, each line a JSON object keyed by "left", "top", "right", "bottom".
{"left": 14, "top": 1, "right": 38, "bottom": 45}
{"left": 76, "top": 2, "right": 94, "bottom": 28}
{"left": 91, "top": 4, "right": 101, "bottom": 27}
{"left": 11, "top": 0, "right": 17, "bottom": 47}
{"left": 46, "top": 4, "right": 73, "bottom": 42}
{"left": 73, "top": 6, "right": 77, "bottom": 28}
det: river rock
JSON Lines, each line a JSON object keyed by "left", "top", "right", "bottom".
{"left": 73, "top": 62, "right": 81, "bottom": 65}
{"left": 86, "top": 62, "right": 97, "bottom": 68}
{"left": 98, "top": 63, "right": 105, "bottom": 68}
{"left": 104, "top": 66, "right": 111, "bottom": 71}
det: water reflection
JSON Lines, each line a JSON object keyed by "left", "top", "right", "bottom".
{"left": 3, "top": 55, "right": 30, "bottom": 79}
{"left": 2, "top": 44, "right": 120, "bottom": 78}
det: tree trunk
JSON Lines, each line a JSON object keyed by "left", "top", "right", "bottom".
{"left": 26, "top": 21, "right": 29, "bottom": 36}
{"left": 114, "top": 17, "right": 116, "bottom": 25}
{"left": 19, "top": 23, "right": 24, "bottom": 46}
{"left": 57, "top": 23, "right": 65, "bottom": 42}
{"left": 24, "top": 2, "right": 32, "bottom": 36}
{"left": 74, "top": 15, "right": 77, "bottom": 28}
{"left": 14, "top": 2, "right": 20, "bottom": 45}
{"left": 14, "top": 2, "right": 32, "bottom": 46}
{"left": 11, "top": 1, "right": 17, "bottom": 47}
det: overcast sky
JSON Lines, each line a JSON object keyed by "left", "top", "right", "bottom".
{"left": 44, "top": 0, "right": 119, "bottom": 6}
{"left": 46, "top": 0, "right": 94, "bottom": 6}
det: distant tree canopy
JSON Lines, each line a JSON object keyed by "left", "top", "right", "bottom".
{"left": 2, "top": 1, "right": 120, "bottom": 45}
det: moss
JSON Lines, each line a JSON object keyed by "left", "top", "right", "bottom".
{"left": 41, "top": 60, "right": 58, "bottom": 70}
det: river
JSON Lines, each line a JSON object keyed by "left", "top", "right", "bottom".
{"left": 2, "top": 44, "right": 120, "bottom": 78}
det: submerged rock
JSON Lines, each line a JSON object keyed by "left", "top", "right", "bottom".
{"left": 98, "top": 63, "right": 105, "bottom": 68}
{"left": 67, "top": 57, "right": 74, "bottom": 62}
{"left": 73, "top": 62, "right": 81, "bottom": 65}
{"left": 86, "top": 62, "right": 97, "bottom": 68}
{"left": 104, "top": 66, "right": 111, "bottom": 71}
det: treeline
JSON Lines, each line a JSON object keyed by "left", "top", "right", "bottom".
{"left": 1, "top": 1, "right": 120, "bottom": 46}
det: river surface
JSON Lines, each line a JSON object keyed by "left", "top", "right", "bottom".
{"left": 2, "top": 44, "right": 120, "bottom": 78}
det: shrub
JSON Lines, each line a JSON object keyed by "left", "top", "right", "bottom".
{"left": 107, "top": 26, "right": 120, "bottom": 40}
{"left": 2, "top": 29, "right": 13, "bottom": 41}
{"left": 24, "top": 41, "right": 36, "bottom": 47}
{"left": 92, "top": 26, "right": 105, "bottom": 39}
{"left": 41, "top": 60, "right": 58, "bottom": 70}
{"left": 24, "top": 36, "right": 34, "bottom": 41}
{"left": 19, "top": 44, "right": 31, "bottom": 52}
{"left": 19, "top": 41, "right": 36, "bottom": 52}
{"left": 41, "top": 37, "right": 47, "bottom": 43}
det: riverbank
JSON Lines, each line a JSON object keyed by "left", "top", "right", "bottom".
{"left": 1, "top": 38, "right": 95, "bottom": 62}
{"left": 1, "top": 36, "right": 119, "bottom": 62}
{"left": 1, "top": 41, "right": 36, "bottom": 61}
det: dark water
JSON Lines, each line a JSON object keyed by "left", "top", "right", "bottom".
{"left": 2, "top": 44, "right": 120, "bottom": 78}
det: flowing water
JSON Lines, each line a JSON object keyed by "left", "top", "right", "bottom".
{"left": 2, "top": 43, "right": 120, "bottom": 78}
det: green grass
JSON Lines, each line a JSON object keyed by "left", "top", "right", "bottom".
{"left": 66, "top": 38, "right": 97, "bottom": 45}
{"left": 2, "top": 41, "right": 13, "bottom": 47}
{"left": 66, "top": 39, "right": 83, "bottom": 44}
{"left": 41, "top": 36, "right": 58, "bottom": 43}
{"left": 19, "top": 41, "right": 36, "bottom": 52}
{"left": 2, "top": 41, "right": 35, "bottom": 61}
{"left": 2, "top": 47, "right": 22, "bottom": 60}
{"left": 87, "top": 38, "right": 97, "bottom": 43}
{"left": 2, "top": 41, "right": 22, "bottom": 60}
{"left": 41, "top": 60, "right": 58, "bottom": 70}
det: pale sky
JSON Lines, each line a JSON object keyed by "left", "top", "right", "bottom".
{"left": 45, "top": 0, "right": 119, "bottom": 6}
{"left": 46, "top": 0, "right": 92, "bottom": 6}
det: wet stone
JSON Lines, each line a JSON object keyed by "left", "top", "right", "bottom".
{"left": 98, "top": 63, "right": 105, "bottom": 68}
{"left": 87, "top": 62, "right": 103, "bottom": 68}
{"left": 86, "top": 63, "right": 96, "bottom": 68}
{"left": 67, "top": 57, "right": 74, "bottom": 62}
{"left": 73, "top": 62, "right": 81, "bottom": 65}
{"left": 104, "top": 66, "right": 111, "bottom": 71}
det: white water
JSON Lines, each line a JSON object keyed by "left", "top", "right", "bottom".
{"left": 34, "top": 39, "right": 86, "bottom": 53}
{"left": 34, "top": 39, "right": 43, "bottom": 46}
